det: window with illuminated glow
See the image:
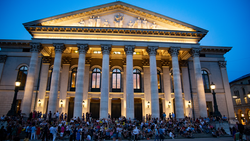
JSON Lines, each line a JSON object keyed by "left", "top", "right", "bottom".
{"left": 236, "top": 98, "right": 241, "bottom": 105}
{"left": 112, "top": 69, "right": 121, "bottom": 92}
{"left": 133, "top": 69, "right": 141, "bottom": 92}
{"left": 113, "top": 51, "right": 121, "bottom": 54}
{"left": 93, "top": 51, "right": 101, "bottom": 54}
{"left": 70, "top": 67, "right": 77, "bottom": 91}
{"left": 16, "top": 66, "right": 28, "bottom": 90}
{"left": 202, "top": 70, "right": 210, "bottom": 93}
{"left": 91, "top": 68, "right": 101, "bottom": 92}
{"left": 157, "top": 70, "right": 162, "bottom": 92}
{"left": 133, "top": 52, "right": 140, "bottom": 55}
{"left": 244, "top": 97, "right": 248, "bottom": 104}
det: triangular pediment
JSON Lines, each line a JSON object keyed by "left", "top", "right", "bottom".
{"left": 23, "top": 1, "right": 207, "bottom": 33}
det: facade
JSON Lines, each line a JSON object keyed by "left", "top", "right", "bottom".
{"left": 0, "top": 2, "right": 235, "bottom": 120}
{"left": 230, "top": 73, "right": 250, "bottom": 125}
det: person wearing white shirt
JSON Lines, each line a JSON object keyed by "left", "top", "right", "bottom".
{"left": 133, "top": 126, "right": 139, "bottom": 141}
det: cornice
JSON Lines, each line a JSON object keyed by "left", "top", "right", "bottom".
{"left": 201, "top": 46, "right": 232, "bottom": 54}
{"left": 0, "top": 40, "right": 31, "bottom": 47}
{"left": 26, "top": 26, "right": 204, "bottom": 38}
{"left": 23, "top": 2, "right": 208, "bottom": 34}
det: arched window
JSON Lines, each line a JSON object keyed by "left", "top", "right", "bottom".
{"left": 16, "top": 66, "right": 28, "bottom": 90}
{"left": 46, "top": 67, "right": 53, "bottom": 90}
{"left": 70, "top": 67, "right": 77, "bottom": 91}
{"left": 91, "top": 68, "right": 101, "bottom": 92}
{"left": 133, "top": 69, "right": 141, "bottom": 92}
{"left": 202, "top": 70, "right": 210, "bottom": 93}
{"left": 112, "top": 68, "right": 121, "bottom": 92}
{"left": 157, "top": 70, "right": 162, "bottom": 93}
{"left": 234, "top": 90, "right": 240, "bottom": 97}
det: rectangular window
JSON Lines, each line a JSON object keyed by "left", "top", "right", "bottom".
{"left": 133, "top": 74, "right": 136, "bottom": 89}
{"left": 236, "top": 98, "right": 241, "bottom": 105}
{"left": 92, "top": 74, "right": 96, "bottom": 88}
{"left": 93, "top": 51, "right": 101, "bottom": 54}
{"left": 71, "top": 73, "right": 76, "bottom": 88}
{"left": 96, "top": 73, "right": 100, "bottom": 88}
{"left": 112, "top": 74, "right": 117, "bottom": 89}
{"left": 136, "top": 74, "right": 140, "bottom": 89}
{"left": 117, "top": 74, "right": 121, "bottom": 89}
{"left": 113, "top": 51, "right": 121, "bottom": 54}
{"left": 244, "top": 97, "right": 248, "bottom": 104}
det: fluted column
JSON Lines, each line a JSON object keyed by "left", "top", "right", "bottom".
{"left": 124, "top": 45, "right": 135, "bottom": 119}
{"left": 162, "top": 60, "right": 172, "bottom": 118}
{"left": 74, "top": 44, "right": 89, "bottom": 118}
{"left": 168, "top": 47, "right": 184, "bottom": 119}
{"left": 100, "top": 44, "right": 111, "bottom": 119}
{"left": 122, "top": 64, "right": 126, "bottom": 117}
{"left": 36, "top": 57, "right": 51, "bottom": 113}
{"left": 180, "top": 61, "right": 193, "bottom": 118}
{"left": 190, "top": 48, "right": 207, "bottom": 117}
{"left": 21, "top": 43, "right": 42, "bottom": 116}
{"left": 48, "top": 43, "right": 65, "bottom": 114}
{"left": 82, "top": 63, "right": 90, "bottom": 115}
{"left": 218, "top": 61, "right": 235, "bottom": 120}
{"left": 147, "top": 46, "right": 159, "bottom": 118}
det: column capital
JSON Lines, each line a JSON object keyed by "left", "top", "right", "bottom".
{"left": 124, "top": 45, "right": 135, "bottom": 55}
{"left": 161, "top": 59, "right": 170, "bottom": 66}
{"left": 42, "top": 56, "right": 52, "bottom": 63}
{"left": 168, "top": 47, "right": 180, "bottom": 57}
{"left": 77, "top": 44, "right": 89, "bottom": 54}
{"left": 53, "top": 43, "right": 66, "bottom": 53}
{"left": 189, "top": 47, "right": 201, "bottom": 57}
{"left": 218, "top": 61, "right": 227, "bottom": 68}
{"left": 147, "top": 46, "right": 158, "bottom": 56}
{"left": 0, "top": 55, "right": 7, "bottom": 63}
{"left": 62, "top": 57, "right": 71, "bottom": 64}
{"left": 30, "top": 42, "right": 43, "bottom": 52}
{"left": 101, "top": 44, "right": 111, "bottom": 55}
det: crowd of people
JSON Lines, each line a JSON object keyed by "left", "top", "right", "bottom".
{"left": 0, "top": 111, "right": 235, "bottom": 141}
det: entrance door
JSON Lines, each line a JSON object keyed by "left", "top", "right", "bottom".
{"left": 90, "top": 98, "right": 100, "bottom": 119}
{"left": 68, "top": 97, "right": 74, "bottom": 122}
{"left": 134, "top": 98, "right": 142, "bottom": 120}
{"left": 159, "top": 98, "right": 163, "bottom": 119}
{"left": 111, "top": 98, "right": 121, "bottom": 119}
{"left": 206, "top": 101, "right": 213, "bottom": 117}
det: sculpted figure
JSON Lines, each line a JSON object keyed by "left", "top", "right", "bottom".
{"left": 128, "top": 21, "right": 134, "bottom": 28}
{"left": 114, "top": 13, "right": 124, "bottom": 27}
{"left": 137, "top": 17, "right": 141, "bottom": 28}
{"left": 96, "top": 16, "right": 101, "bottom": 27}
{"left": 103, "top": 20, "right": 109, "bottom": 27}
{"left": 151, "top": 22, "right": 157, "bottom": 29}
{"left": 78, "top": 19, "right": 85, "bottom": 26}
{"left": 142, "top": 18, "right": 148, "bottom": 28}
{"left": 88, "top": 16, "right": 94, "bottom": 26}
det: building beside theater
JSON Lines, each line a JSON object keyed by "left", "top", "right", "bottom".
{"left": 0, "top": 1, "right": 235, "bottom": 120}
{"left": 230, "top": 73, "right": 250, "bottom": 125}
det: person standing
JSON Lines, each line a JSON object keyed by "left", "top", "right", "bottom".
{"left": 172, "top": 112, "right": 175, "bottom": 120}
{"left": 30, "top": 125, "right": 37, "bottom": 140}
{"left": 159, "top": 126, "right": 165, "bottom": 141}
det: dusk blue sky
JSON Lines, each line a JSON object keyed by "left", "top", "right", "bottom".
{"left": 0, "top": 0, "right": 249, "bottom": 82}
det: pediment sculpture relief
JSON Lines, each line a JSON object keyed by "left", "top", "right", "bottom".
{"left": 76, "top": 14, "right": 158, "bottom": 29}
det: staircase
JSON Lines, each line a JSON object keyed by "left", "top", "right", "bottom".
{"left": 215, "top": 122, "right": 231, "bottom": 135}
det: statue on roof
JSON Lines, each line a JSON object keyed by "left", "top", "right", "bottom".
{"left": 78, "top": 19, "right": 85, "bottom": 26}
{"left": 103, "top": 20, "right": 109, "bottom": 27}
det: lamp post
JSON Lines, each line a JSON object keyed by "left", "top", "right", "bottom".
{"left": 210, "top": 82, "right": 222, "bottom": 118}
{"left": 7, "top": 81, "right": 20, "bottom": 116}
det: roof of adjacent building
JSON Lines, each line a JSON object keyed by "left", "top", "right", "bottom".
{"left": 230, "top": 73, "right": 250, "bottom": 84}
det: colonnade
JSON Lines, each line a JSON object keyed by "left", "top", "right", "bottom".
{"left": 21, "top": 43, "right": 208, "bottom": 119}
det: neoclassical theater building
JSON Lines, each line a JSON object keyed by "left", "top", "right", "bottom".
{"left": 0, "top": 1, "right": 235, "bottom": 120}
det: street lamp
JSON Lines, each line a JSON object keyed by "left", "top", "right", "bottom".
{"left": 248, "top": 92, "right": 250, "bottom": 98}
{"left": 7, "top": 81, "right": 20, "bottom": 116}
{"left": 147, "top": 101, "right": 150, "bottom": 108}
{"left": 210, "top": 82, "right": 222, "bottom": 118}
{"left": 82, "top": 101, "right": 85, "bottom": 107}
